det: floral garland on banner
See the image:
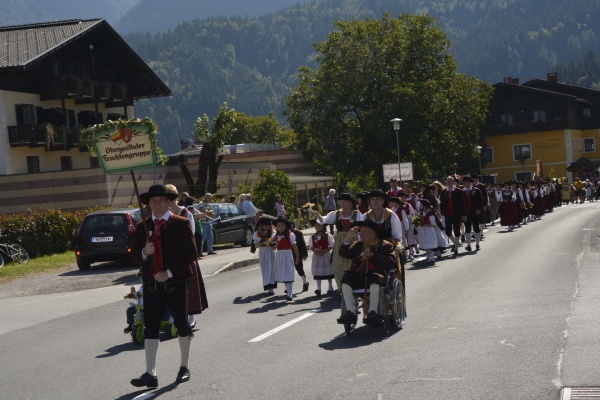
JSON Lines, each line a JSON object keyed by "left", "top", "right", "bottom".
{"left": 80, "top": 117, "right": 167, "bottom": 164}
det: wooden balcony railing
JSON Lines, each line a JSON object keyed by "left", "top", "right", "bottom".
{"left": 38, "top": 76, "right": 128, "bottom": 103}
{"left": 8, "top": 124, "right": 83, "bottom": 151}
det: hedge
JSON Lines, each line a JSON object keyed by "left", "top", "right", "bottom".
{"left": 0, "top": 207, "right": 108, "bottom": 258}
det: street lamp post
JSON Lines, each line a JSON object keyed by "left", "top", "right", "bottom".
{"left": 390, "top": 118, "right": 402, "bottom": 181}
{"left": 475, "top": 145, "right": 483, "bottom": 180}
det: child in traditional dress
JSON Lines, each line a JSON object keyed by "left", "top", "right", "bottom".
{"left": 273, "top": 216, "right": 300, "bottom": 301}
{"left": 253, "top": 216, "right": 276, "bottom": 296}
{"left": 307, "top": 219, "right": 335, "bottom": 297}
{"left": 418, "top": 199, "right": 439, "bottom": 264}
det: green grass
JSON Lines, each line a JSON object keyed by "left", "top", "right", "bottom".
{"left": 0, "top": 251, "right": 75, "bottom": 282}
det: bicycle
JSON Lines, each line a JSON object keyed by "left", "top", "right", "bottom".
{"left": 0, "top": 237, "right": 30, "bottom": 267}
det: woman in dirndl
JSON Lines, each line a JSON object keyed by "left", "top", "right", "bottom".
{"left": 253, "top": 216, "right": 276, "bottom": 295}
{"left": 499, "top": 182, "right": 519, "bottom": 232}
{"left": 312, "top": 193, "right": 363, "bottom": 293}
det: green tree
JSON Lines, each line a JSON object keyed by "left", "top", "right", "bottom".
{"left": 250, "top": 169, "right": 295, "bottom": 218}
{"left": 185, "top": 102, "right": 237, "bottom": 197}
{"left": 283, "top": 12, "right": 493, "bottom": 188}
{"left": 228, "top": 111, "right": 296, "bottom": 147}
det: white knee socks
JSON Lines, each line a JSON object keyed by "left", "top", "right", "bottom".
{"left": 145, "top": 338, "right": 159, "bottom": 376}
{"left": 369, "top": 284, "right": 380, "bottom": 313}
{"left": 342, "top": 285, "right": 355, "bottom": 314}
{"left": 179, "top": 335, "right": 191, "bottom": 369}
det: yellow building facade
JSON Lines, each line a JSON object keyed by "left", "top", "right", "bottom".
{"left": 482, "top": 75, "right": 600, "bottom": 183}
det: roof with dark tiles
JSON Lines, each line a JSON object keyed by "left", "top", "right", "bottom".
{"left": 0, "top": 19, "right": 102, "bottom": 69}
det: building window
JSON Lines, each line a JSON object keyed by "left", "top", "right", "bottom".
{"left": 89, "top": 156, "right": 100, "bottom": 168}
{"left": 533, "top": 110, "right": 546, "bottom": 121}
{"left": 584, "top": 138, "right": 595, "bottom": 152}
{"left": 516, "top": 171, "right": 532, "bottom": 182}
{"left": 26, "top": 156, "right": 40, "bottom": 174}
{"left": 15, "top": 104, "right": 37, "bottom": 125}
{"left": 578, "top": 138, "right": 583, "bottom": 153}
{"left": 483, "top": 147, "right": 494, "bottom": 163}
{"left": 60, "top": 156, "right": 72, "bottom": 171}
{"left": 513, "top": 144, "right": 531, "bottom": 161}
{"left": 572, "top": 138, "right": 577, "bottom": 153}
{"left": 501, "top": 113, "right": 514, "bottom": 126}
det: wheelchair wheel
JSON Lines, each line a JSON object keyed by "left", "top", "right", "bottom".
{"left": 131, "top": 324, "right": 144, "bottom": 344}
{"left": 389, "top": 279, "right": 406, "bottom": 330}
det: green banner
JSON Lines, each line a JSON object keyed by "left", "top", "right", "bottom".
{"left": 93, "top": 122, "right": 156, "bottom": 173}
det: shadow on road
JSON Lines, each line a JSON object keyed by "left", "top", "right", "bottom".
{"left": 318, "top": 324, "right": 400, "bottom": 350}
{"left": 60, "top": 261, "right": 139, "bottom": 276}
{"left": 115, "top": 382, "right": 180, "bottom": 400}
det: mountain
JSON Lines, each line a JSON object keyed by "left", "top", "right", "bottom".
{"left": 123, "top": 0, "right": 600, "bottom": 153}
{"left": 115, "top": 0, "right": 305, "bottom": 33}
{"left": 1, "top": 0, "right": 599, "bottom": 154}
{"left": 0, "top": 0, "right": 139, "bottom": 26}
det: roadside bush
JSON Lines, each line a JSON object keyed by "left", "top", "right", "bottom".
{"left": 0, "top": 206, "right": 109, "bottom": 258}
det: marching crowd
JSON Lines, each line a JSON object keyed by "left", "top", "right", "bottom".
{"left": 251, "top": 174, "right": 591, "bottom": 305}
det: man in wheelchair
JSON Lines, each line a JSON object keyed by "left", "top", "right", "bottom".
{"left": 336, "top": 220, "right": 398, "bottom": 325}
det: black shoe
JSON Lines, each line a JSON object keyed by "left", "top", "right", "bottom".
{"left": 286, "top": 296, "right": 293, "bottom": 302}
{"left": 465, "top": 246, "right": 472, "bottom": 252}
{"left": 198, "top": 254, "right": 204, "bottom": 257}
{"left": 476, "top": 245, "right": 480, "bottom": 251}
{"left": 176, "top": 366, "right": 190, "bottom": 383}
{"left": 208, "top": 251, "right": 217, "bottom": 255}
{"left": 365, "top": 311, "right": 380, "bottom": 323}
{"left": 337, "top": 310, "right": 357, "bottom": 324}
{"left": 453, "top": 249, "right": 458, "bottom": 257}
{"left": 265, "top": 291, "right": 275, "bottom": 296}
{"left": 131, "top": 372, "right": 158, "bottom": 388}
{"left": 315, "top": 289, "right": 322, "bottom": 297}
{"left": 303, "top": 282, "right": 309, "bottom": 292}
{"left": 124, "top": 325, "right": 132, "bottom": 333}
{"left": 284, "top": 289, "right": 288, "bottom": 294}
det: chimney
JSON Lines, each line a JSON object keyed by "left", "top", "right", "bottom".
{"left": 503, "top": 77, "right": 519, "bottom": 85}
{"left": 180, "top": 138, "right": 194, "bottom": 150}
{"left": 547, "top": 72, "right": 558, "bottom": 82}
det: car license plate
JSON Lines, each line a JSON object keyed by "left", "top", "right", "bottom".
{"left": 92, "top": 236, "right": 113, "bottom": 242}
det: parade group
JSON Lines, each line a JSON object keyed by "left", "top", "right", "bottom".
{"left": 252, "top": 174, "right": 594, "bottom": 324}
{"left": 126, "top": 174, "right": 592, "bottom": 387}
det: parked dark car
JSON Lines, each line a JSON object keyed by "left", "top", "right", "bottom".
{"left": 75, "top": 208, "right": 141, "bottom": 270}
{"left": 194, "top": 202, "right": 254, "bottom": 248}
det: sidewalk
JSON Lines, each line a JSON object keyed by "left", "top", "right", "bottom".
{"left": 202, "top": 226, "right": 317, "bottom": 276}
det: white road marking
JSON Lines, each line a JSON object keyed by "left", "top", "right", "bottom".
{"left": 248, "top": 308, "right": 321, "bottom": 342}
{"left": 500, "top": 339, "right": 516, "bottom": 347}
{"left": 241, "top": 266, "right": 260, "bottom": 273}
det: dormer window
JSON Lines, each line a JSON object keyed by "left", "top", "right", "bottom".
{"left": 533, "top": 110, "right": 546, "bottom": 121}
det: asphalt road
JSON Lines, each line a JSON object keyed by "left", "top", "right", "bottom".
{"left": 1, "top": 203, "right": 600, "bottom": 400}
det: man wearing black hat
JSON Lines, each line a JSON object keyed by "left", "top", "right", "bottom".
{"left": 461, "top": 176, "right": 483, "bottom": 252}
{"left": 472, "top": 174, "right": 488, "bottom": 233}
{"left": 439, "top": 176, "right": 467, "bottom": 256}
{"left": 130, "top": 184, "right": 198, "bottom": 388}
{"left": 337, "top": 220, "right": 398, "bottom": 324}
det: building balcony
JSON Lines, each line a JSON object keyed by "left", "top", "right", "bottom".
{"left": 485, "top": 117, "right": 569, "bottom": 136}
{"left": 8, "top": 124, "right": 84, "bottom": 151}
{"left": 37, "top": 76, "right": 129, "bottom": 104}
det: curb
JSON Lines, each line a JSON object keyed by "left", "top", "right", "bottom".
{"left": 212, "top": 257, "right": 259, "bottom": 275}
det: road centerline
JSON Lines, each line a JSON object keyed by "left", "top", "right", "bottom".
{"left": 248, "top": 308, "right": 321, "bottom": 342}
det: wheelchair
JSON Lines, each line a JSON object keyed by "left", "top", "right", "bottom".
{"left": 340, "top": 266, "right": 406, "bottom": 335}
